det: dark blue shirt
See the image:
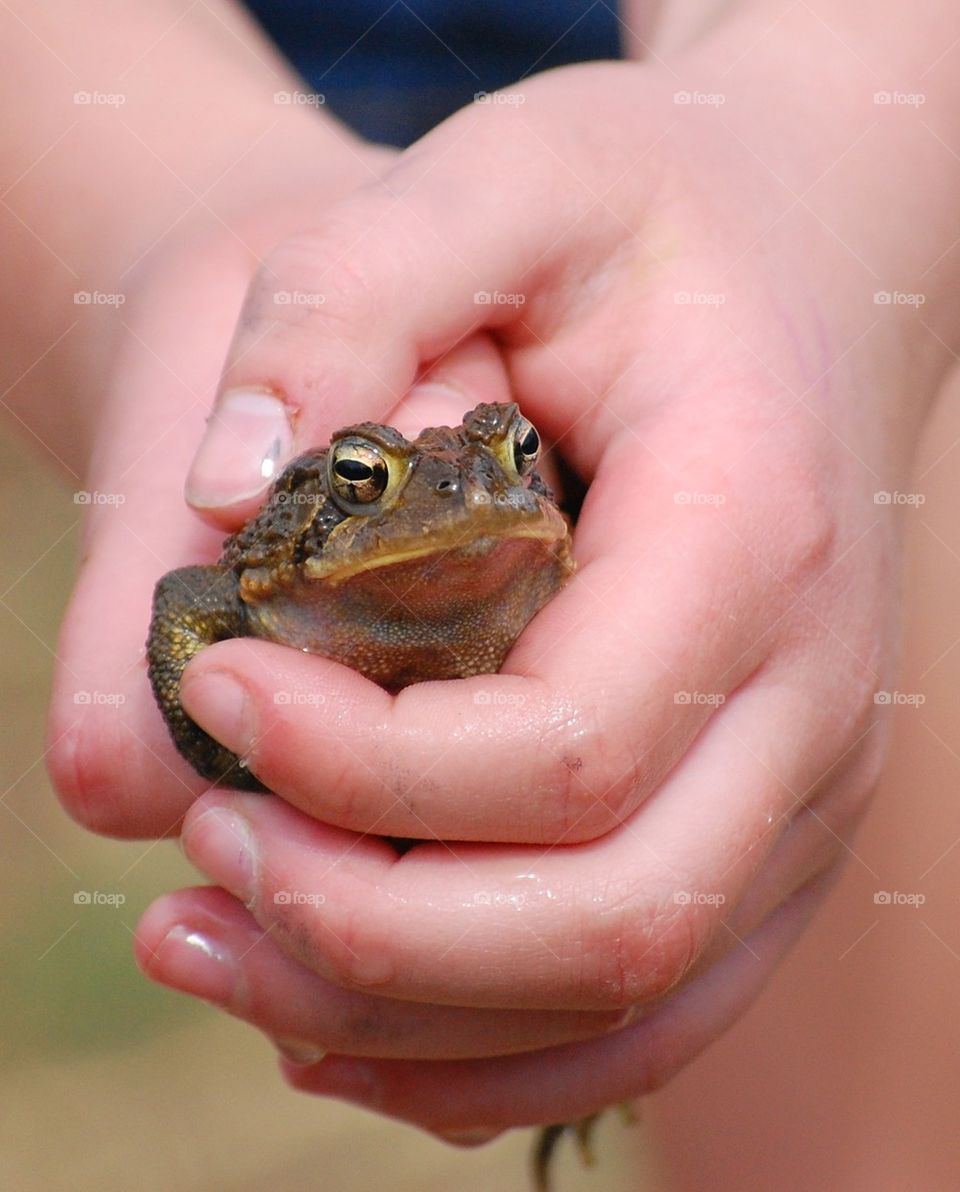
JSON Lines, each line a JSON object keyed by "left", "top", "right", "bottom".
{"left": 242, "top": 1, "right": 622, "bottom": 145}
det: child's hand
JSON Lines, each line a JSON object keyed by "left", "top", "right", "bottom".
{"left": 118, "top": 34, "right": 960, "bottom": 1137}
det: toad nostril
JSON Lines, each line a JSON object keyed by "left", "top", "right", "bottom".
{"left": 436, "top": 478, "right": 458, "bottom": 494}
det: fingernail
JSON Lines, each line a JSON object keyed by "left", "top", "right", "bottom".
{"left": 274, "top": 1037, "right": 327, "bottom": 1065}
{"left": 180, "top": 669, "right": 252, "bottom": 756}
{"left": 612, "top": 1005, "right": 643, "bottom": 1030}
{"left": 186, "top": 388, "right": 293, "bottom": 509}
{"left": 182, "top": 806, "right": 257, "bottom": 905}
{"left": 150, "top": 924, "right": 240, "bottom": 1005}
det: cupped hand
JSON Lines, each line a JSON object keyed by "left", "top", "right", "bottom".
{"left": 75, "top": 55, "right": 945, "bottom": 1136}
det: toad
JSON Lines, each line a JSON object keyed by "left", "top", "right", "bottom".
{"left": 146, "top": 401, "right": 574, "bottom": 791}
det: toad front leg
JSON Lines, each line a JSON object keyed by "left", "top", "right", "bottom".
{"left": 146, "top": 565, "right": 267, "bottom": 792}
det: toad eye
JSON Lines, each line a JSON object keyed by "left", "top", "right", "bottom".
{"left": 512, "top": 416, "right": 541, "bottom": 476}
{"left": 328, "top": 441, "right": 390, "bottom": 508}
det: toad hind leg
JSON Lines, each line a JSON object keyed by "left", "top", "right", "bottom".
{"left": 533, "top": 1104, "right": 637, "bottom": 1191}
{"left": 146, "top": 565, "right": 267, "bottom": 792}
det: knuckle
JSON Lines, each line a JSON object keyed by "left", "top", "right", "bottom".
{"left": 542, "top": 704, "right": 640, "bottom": 842}
{"left": 586, "top": 883, "right": 711, "bottom": 1008}
{"left": 250, "top": 213, "right": 397, "bottom": 344}
{"left": 46, "top": 711, "right": 131, "bottom": 838}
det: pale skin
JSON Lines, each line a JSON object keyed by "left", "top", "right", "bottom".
{"left": 7, "top": 0, "right": 959, "bottom": 1168}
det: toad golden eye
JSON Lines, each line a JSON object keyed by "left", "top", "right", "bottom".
{"left": 512, "top": 417, "right": 541, "bottom": 475}
{"left": 328, "top": 442, "right": 389, "bottom": 506}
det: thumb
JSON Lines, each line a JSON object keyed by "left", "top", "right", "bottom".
{"left": 184, "top": 88, "right": 625, "bottom": 519}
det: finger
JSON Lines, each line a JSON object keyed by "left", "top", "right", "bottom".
{"left": 179, "top": 676, "right": 846, "bottom": 1010}
{"left": 183, "top": 77, "right": 662, "bottom": 512}
{"left": 281, "top": 871, "right": 828, "bottom": 1135}
{"left": 135, "top": 886, "right": 628, "bottom": 1060}
{"left": 179, "top": 414, "right": 813, "bottom": 843}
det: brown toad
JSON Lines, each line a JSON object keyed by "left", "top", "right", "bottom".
{"left": 146, "top": 402, "right": 574, "bottom": 791}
